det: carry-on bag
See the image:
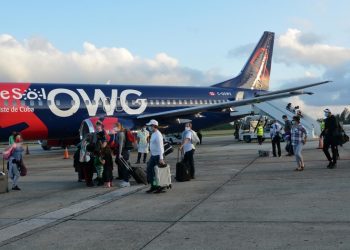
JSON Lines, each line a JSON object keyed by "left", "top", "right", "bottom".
{"left": 154, "top": 163, "right": 172, "bottom": 189}
{"left": 119, "top": 157, "right": 147, "bottom": 185}
{"left": 175, "top": 149, "right": 191, "bottom": 182}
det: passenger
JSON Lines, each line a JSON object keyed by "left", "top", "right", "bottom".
{"left": 321, "top": 108, "right": 340, "bottom": 169}
{"left": 102, "top": 144, "right": 113, "bottom": 188}
{"left": 270, "top": 119, "right": 282, "bottom": 157}
{"left": 94, "top": 146, "right": 104, "bottom": 186}
{"left": 145, "top": 119, "right": 165, "bottom": 193}
{"left": 197, "top": 130, "right": 203, "bottom": 144}
{"left": 286, "top": 103, "right": 292, "bottom": 111}
{"left": 256, "top": 122, "right": 264, "bottom": 145}
{"left": 291, "top": 116, "right": 307, "bottom": 171}
{"left": 8, "top": 131, "right": 17, "bottom": 146}
{"left": 283, "top": 115, "right": 293, "bottom": 156}
{"left": 8, "top": 135, "right": 24, "bottom": 191}
{"left": 114, "top": 122, "right": 131, "bottom": 188}
{"left": 135, "top": 125, "right": 149, "bottom": 164}
{"left": 180, "top": 123, "right": 199, "bottom": 179}
{"left": 73, "top": 146, "right": 84, "bottom": 182}
{"left": 80, "top": 134, "right": 94, "bottom": 187}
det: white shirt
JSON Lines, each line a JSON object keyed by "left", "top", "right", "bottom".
{"left": 150, "top": 130, "right": 164, "bottom": 159}
{"left": 270, "top": 122, "right": 282, "bottom": 138}
{"left": 183, "top": 130, "right": 193, "bottom": 153}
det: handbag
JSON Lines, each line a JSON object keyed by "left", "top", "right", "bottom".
{"left": 341, "top": 132, "right": 349, "bottom": 145}
{"left": 20, "top": 160, "right": 27, "bottom": 176}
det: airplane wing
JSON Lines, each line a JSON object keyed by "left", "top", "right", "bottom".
{"left": 137, "top": 81, "right": 330, "bottom": 120}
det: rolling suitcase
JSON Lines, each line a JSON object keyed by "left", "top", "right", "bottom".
{"left": 0, "top": 159, "right": 9, "bottom": 193}
{"left": 119, "top": 157, "right": 147, "bottom": 185}
{"left": 175, "top": 149, "right": 191, "bottom": 182}
{"left": 154, "top": 163, "right": 172, "bottom": 189}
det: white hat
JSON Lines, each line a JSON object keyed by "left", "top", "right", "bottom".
{"left": 146, "top": 119, "right": 158, "bottom": 126}
{"left": 324, "top": 108, "right": 331, "bottom": 113}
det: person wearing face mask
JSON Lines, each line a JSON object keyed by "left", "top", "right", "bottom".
{"left": 135, "top": 125, "right": 150, "bottom": 164}
{"left": 291, "top": 116, "right": 307, "bottom": 171}
{"left": 145, "top": 119, "right": 165, "bottom": 193}
{"left": 8, "top": 135, "right": 24, "bottom": 190}
{"left": 321, "top": 108, "right": 340, "bottom": 169}
{"left": 180, "top": 123, "right": 199, "bottom": 179}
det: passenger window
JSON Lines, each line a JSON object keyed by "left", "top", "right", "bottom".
{"left": 199, "top": 100, "right": 203, "bottom": 105}
{"left": 85, "top": 100, "right": 90, "bottom": 105}
{"left": 12, "top": 100, "right": 17, "bottom": 107}
{"left": 178, "top": 100, "right": 182, "bottom": 105}
{"left": 194, "top": 100, "right": 198, "bottom": 105}
{"left": 156, "top": 100, "right": 159, "bottom": 105}
{"left": 38, "top": 100, "right": 43, "bottom": 106}
{"left": 71, "top": 100, "right": 75, "bottom": 106}
{"left": 161, "top": 100, "right": 165, "bottom": 105}
{"left": 55, "top": 100, "right": 61, "bottom": 106}
{"left": 47, "top": 100, "right": 52, "bottom": 106}
{"left": 150, "top": 100, "right": 154, "bottom": 106}
{"left": 91, "top": 100, "right": 96, "bottom": 105}
{"left": 167, "top": 100, "right": 171, "bottom": 105}
{"left": 184, "top": 100, "right": 187, "bottom": 105}
{"left": 21, "top": 100, "right": 26, "bottom": 106}
{"left": 190, "top": 100, "right": 193, "bottom": 105}
{"left": 4, "top": 100, "right": 8, "bottom": 106}
{"left": 30, "top": 100, "right": 35, "bottom": 106}
{"left": 204, "top": 100, "right": 208, "bottom": 104}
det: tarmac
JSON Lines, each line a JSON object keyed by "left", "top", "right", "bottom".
{"left": 0, "top": 134, "right": 350, "bottom": 250}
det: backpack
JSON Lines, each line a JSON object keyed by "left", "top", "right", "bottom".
{"left": 124, "top": 130, "right": 136, "bottom": 150}
{"left": 191, "top": 130, "right": 200, "bottom": 145}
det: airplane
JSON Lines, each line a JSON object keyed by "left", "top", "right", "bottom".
{"left": 0, "top": 31, "right": 330, "bottom": 149}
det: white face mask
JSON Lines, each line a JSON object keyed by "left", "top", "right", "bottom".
{"left": 185, "top": 127, "right": 191, "bottom": 131}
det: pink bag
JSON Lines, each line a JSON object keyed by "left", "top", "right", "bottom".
{"left": 2, "top": 145, "right": 15, "bottom": 160}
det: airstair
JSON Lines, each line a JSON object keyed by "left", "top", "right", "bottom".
{"left": 252, "top": 100, "right": 320, "bottom": 138}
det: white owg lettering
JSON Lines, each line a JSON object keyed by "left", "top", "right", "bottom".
{"left": 47, "top": 89, "right": 80, "bottom": 117}
{"left": 77, "top": 89, "right": 118, "bottom": 116}
{"left": 120, "top": 89, "right": 147, "bottom": 115}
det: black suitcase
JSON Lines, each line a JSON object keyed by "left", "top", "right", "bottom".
{"left": 175, "top": 149, "right": 191, "bottom": 182}
{"left": 119, "top": 158, "right": 147, "bottom": 185}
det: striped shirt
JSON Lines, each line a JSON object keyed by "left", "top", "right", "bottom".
{"left": 291, "top": 124, "right": 307, "bottom": 146}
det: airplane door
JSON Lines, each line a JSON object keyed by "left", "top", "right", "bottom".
{"left": 235, "top": 91, "right": 245, "bottom": 100}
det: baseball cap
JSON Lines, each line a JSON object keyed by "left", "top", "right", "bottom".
{"left": 146, "top": 119, "right": 159, "bottom": 126}
{"left": 324, "top": 108, "right": 331, "bottom": 113}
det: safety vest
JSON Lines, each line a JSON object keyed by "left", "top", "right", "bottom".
{"left": 257, "top": 126, "right": 264, "bottom": 136}
{"left": 320, "top": 120, "right": 325, "bottom": 131}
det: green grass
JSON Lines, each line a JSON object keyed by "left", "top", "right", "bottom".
{"left": 201, "top": 129, "right": 234, "bottom": 137}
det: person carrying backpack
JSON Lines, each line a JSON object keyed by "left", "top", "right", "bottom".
{"left": 180, "top": 123, "right": 198, "bottom": 179}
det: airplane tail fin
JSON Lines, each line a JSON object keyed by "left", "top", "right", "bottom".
{"left": 212, "top": 31, "right": 274, "bottom": 90}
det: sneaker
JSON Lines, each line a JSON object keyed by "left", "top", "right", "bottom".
{"left": 146, "top": 186, "right": 157, "bottom": 193}
{"left": 327, "top": 162, "right": 333, "bottom": 169}
{"left": 331, "top": 162, "right": 337, "bottom": 169}
{"left": 153, "top": 186, "right": 166, "bottom": 194}
{"left": 118, "top": 181, "right": 130, "bottom": 188}
{"left": 12, "top": 186, "right": 21, "bottom": 191}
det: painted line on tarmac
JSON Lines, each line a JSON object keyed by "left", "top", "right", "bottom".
{"left": 0, "top": 185, "right": 145, "bottom": 244}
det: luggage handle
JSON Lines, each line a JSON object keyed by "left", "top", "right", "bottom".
{"left": 119, "top": 157, "right": 132, "bottom": 171}
{"left": 177, "top": 147, "right": 184, "bottom": 162}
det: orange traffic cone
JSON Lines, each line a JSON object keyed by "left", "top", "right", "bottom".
{"left": 25, "top": 145, "right": 30, "bottom": 155}
{"left": 318, "top": 137, "right": 324, "bottom": 149}
{"left": 63, "top": 147, "right": 70, "bottom": 159}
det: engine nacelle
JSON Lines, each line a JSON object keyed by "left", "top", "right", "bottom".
{"left": 79, "top": 117, "right": 119, "bottom": 140}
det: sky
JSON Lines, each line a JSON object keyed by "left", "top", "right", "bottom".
{"left": 0, "top": 0, "right": 349, "bottom": 118}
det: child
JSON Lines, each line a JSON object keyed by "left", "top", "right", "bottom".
{"left": 102, "top": 145, "right": 113, "bottom": 188}
{"left": 94, "top": 149, "right": 104, "bottom": 186}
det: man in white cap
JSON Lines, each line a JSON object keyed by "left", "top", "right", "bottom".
{"left": 321, "top": 108, "right": 339, "bottom": 168}
{"left": 145, "top": 119, "right": 165, "bottom": 193}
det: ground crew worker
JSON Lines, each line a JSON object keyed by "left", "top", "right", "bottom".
{"left": 257, "top": 123, "right": 264, "bottom": 145}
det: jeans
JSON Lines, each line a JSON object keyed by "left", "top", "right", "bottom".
{"left": 272, "top": 136, "right": 281, "bottom": 157}
{"left": 147, "top": 155, "right": 160, "bottom": 186}
{"left": 323, "top": 139, "right": 338, "bottom": 164}
{"left": 184, "top": 149, "right": 195, "bottom": 178}
{"left": 293, "top": 143, "right": 304, "bottom": 167}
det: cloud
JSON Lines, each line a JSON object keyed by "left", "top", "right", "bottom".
{"left": 275, "top": 28, "right": 350, "bottom": 67}
{"left": 274, "top": 29, "right": 350, "bottom": 107}
{"left": 0, "top": 34, "right": 223, "bottom": 85}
